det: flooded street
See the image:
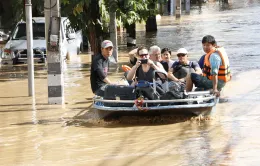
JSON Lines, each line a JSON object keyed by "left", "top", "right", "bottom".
{"left": 1, "top": 0, "right": 260, "bottom": 165}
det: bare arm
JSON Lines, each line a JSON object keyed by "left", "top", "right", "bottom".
{"left": 127, "top": 61, "right": 141, "bottom": 81}
{"left": 149, "top": 60, "right": 167, "bottom": 74}
{"left": 195, "top": 67, "right": 203, "bottom": 75}
{"left": 103, "top": 77, "right": 112, "bottom": 84}
{"left": 210, "top": 52, "right": 222, "bottom": 96}
{"left": 167, "top": 68, "right": 179, "bottom": 82}
{"left": 129, "top": 48, "right": 138, "bottom": 63}
{"left": 212, "top": 75, "right": 220, "bottom": 97}
{"left": 149, "top": 60, "right": 168, "bottom": 79}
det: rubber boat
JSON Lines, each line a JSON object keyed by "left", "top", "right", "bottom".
{"left": 92, "top": 70, "right": 218, "bottom": 116}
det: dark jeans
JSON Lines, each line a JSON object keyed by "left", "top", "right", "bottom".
{"left": 94, "top": 84, "right": 108, "bottom": 97}
{"left": 191, "top": 73, "right": 225, "bottom": 91}
{"left": 94, "top": 88, "right": 104, "bottom": 97}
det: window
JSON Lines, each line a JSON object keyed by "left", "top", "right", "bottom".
{"left": 12, "top": 23, "right": 45, "bottom": 40}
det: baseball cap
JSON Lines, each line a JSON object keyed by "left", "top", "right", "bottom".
{"left": 101, "top": 40, "right": 113, "bottom": 48}
{"left": 177, "top": 48, "right": 188, "bottom": 55}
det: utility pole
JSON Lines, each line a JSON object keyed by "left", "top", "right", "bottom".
{"left": 186, "top": 0, "right": 190, "bottom": 14}
{"left": 25, "top": 0, "right": 35, "bottom": 97}
{"left": 44, "top": 0, "right": 64, "bottom": 104}
{"left": 163, "top": 0, "right": 168, "bottom": 15}
{"left": 176, "top": 0, "right": 181, "bottom": 19}
{"left": 169, "top": 0, "right": 175, "bottom": 16}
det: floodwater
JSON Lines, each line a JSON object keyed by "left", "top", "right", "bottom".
{"left": 1, "top": 0, "right": 260, "bottom": 165}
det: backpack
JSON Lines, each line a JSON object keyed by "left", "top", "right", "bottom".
{"left": 160, "top": 81, "right": 185, "bottom": 105}
{"left": 135, "top": 80, "right": 164, "bottom": 100}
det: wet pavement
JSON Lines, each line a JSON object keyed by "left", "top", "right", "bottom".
{"left": 1, "top": 0, "right": 260, "bottom": 165}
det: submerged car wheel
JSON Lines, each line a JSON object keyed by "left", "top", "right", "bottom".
{"left": 12, "top": 58, "right": 18, "bottom": 65}
{"left": 80, "top": 42, "right": 83, "bottom": 53}
{"left": 40, "top": 58, "right": 46, "bottom": 64}
{"left": 77, "top": 47, "right": 80, "bottom": 55}
{"left": 66, "top": 52, "right": 71, "bottom": 60}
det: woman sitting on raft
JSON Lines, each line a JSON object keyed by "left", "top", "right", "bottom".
{"left": 126, "top": 46, "right": 166, "bottom": 85}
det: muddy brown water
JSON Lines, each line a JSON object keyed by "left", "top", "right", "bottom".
{"left": 1, "top": 1, "right": 260, "bottom": 165}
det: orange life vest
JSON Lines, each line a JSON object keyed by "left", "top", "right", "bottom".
{"left": 122, "top": 65, "right": 132, "bottom": 72}
{"left": 203, "top": 47, "right": 231, "bottom": 82}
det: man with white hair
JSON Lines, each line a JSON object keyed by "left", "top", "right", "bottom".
{"left": 149, "top": 45, "right": 168, "bottom": 72}
{"left": 149, "top": 45, "right": 162, "bottom": 62}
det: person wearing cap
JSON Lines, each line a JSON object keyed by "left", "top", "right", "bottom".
{"left": 127, "top": 46, "right": 166, "bottom": 85}
{"left": 185, "top": 35, "right": 231, "bottom": 97}
{"left": 90, "top": 40, "right": 114, "bottom": 96}
{"left": 168, "top": 48, "right": 202, "bottom": 84}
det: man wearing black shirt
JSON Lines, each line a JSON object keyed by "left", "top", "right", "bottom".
{"left": 90, "top": 40, "right": 114, "bottom": 96}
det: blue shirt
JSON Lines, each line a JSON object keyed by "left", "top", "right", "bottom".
{"left": 209, "top": 52, "right": 222, "bottom": 75}
{"left": 198, "top": 54, "right": 205, "bottom": 69}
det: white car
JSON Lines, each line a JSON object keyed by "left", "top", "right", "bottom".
{"left": 0, "top": 31, "right": 9, "bottom": 44}
{"left": 1, "top": 17, "right": 81, "bottom": 65}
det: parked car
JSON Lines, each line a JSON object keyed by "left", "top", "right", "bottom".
{"left": 0, "top": 31, "right": 9, "bottom": 44}
{"left": 0, "top": 17, "right": 82, "bottom": 65}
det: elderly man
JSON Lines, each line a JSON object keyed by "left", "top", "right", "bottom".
{"left": 90, "top": 40, "right": 114, "bottom": 96}
{"left": 149, "top": 45, "right": 162, "bottom": 62}
{"left": 149, "top": 45, "right": 168, "bottom": 72}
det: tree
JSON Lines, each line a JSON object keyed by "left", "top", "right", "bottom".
{"left": 7, "top": 0, "right": 44, "bottom": 28}
{"left": 10, "top": 0, "right": 152, "bottom": 51}
{"left": 61, "top": 0, "right": 159, "bottom": 56}
{"left": 9, "top": 0, "right": 160, "bottom": 55}
{"left": 32, "top": 0, "right": 44, "bottom": 17}
{"left": 105, "top": 0, "right": 153, "bottom": 46}
{"left": 61, "top": 0, "right": 108, "bottom": 58}
{"left": 146, "top": 0, "right": 159, "bottom": 32}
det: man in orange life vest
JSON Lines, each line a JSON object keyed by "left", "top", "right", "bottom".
{"left": 185, "top": 35, "right": 231, "bottom": 97}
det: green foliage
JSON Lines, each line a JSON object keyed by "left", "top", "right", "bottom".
{"left": 10, "top": 0, "right": 44, "bottom": 27}
{"left": 11, "top": 0, "right": 24, "bottom": 23}
{"left": 61, "top": 0, "right": 159, "bottom": 36}
{"left": 105, "top": 0, "right": 159, "bottom": 26}
{"left": 8, "top": 0, "right": 159, "bottom": 37}
{"left": 61, "top": 0, "right": 96, "bottom": 35}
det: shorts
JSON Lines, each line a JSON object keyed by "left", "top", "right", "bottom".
{"left": 191, "top": 73, "right": 225, "bottom": 91}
